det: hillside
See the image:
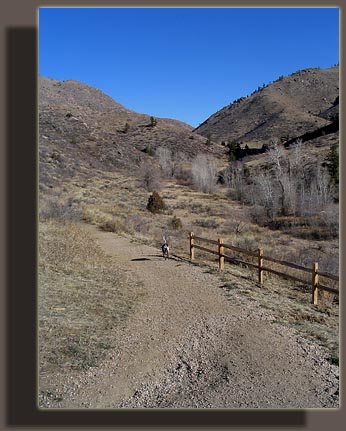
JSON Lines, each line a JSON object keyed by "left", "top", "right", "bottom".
{"left": 194, "top": 66, "right": 339, "bottom": 148}
{"left": 39, "top": 77, "right": 225, "bottom": 191}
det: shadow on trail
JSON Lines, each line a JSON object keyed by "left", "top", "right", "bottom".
{"left": 131, "top": 258, "right": 152, "bottom": 262}
{"left": 131, "top": 254, "right": 183, "bottom": 263}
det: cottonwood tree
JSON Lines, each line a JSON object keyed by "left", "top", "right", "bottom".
{"left": 191, "top": 154, "right": 218, "bottom": 194}
{"left": 266, "top": 139, "right": 302, "bottom": 216}
{"left": 139, "top": 161, "right": 162, "bottom": 192}
{"left": 156, "top": 147, "right": 172, "bottom": 174}
{"left": 223, "top": 162, "right": 247, "bottom": 201}
{"left": 156, "top": 147, "right": 188, "bottom": 179}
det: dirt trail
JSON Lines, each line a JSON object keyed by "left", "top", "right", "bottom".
{"left": 57, "top": 225, "right": 339, "bottom": 409}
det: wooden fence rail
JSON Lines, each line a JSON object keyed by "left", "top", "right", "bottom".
{"left": 189, "top": 232, "right": 339, "bottom": 306}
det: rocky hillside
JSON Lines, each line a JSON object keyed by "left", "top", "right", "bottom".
{"left": 39, "top": 67, "right": 339, "bottom": 193}
{"left": 194, "top": 66, "right": 339, "bottom": 147}
{"left": 39, "top": 77, "right": 224, "bottom": 191}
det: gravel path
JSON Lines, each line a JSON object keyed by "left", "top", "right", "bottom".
{"left": 56, "top": 225, "right": 339, "bottom": 409}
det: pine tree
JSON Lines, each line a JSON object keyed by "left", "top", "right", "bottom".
{"left": 326, "top": 143, "right": 339, "bottom": 184}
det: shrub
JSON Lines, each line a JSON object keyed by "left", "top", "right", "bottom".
{"left": 123, "top": 122, "right": 130, "bottom": 133}
{"left": 147, "top": 192, "right": 166, "bottom": 214}
{"left": 99, "top": 220, "right": 117, "bottom": 232}
{"left": 196, "top": 218, "right": 219, "bottom": 229}
{"left": 98, "top": 217, "right": 126, "bottom": 233}
{"left": 39, "top": 199, "right": 80, "bottom": 221}
{"left": 144, "top": 144, "right": 155, "bottom": 156}
{"left": 171, "top": 215, "right": 183, "bottom": 230}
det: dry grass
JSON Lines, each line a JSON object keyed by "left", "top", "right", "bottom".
{"left": 38, "top": 220, "right": 143, "bottom": 378}
{"left": 213, "top": 264, "right": 339, "bottom": 362}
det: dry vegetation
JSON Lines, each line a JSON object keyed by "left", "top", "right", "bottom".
{"left": 38, "top": 164, "right": 339, "bottom": 391}
{"left": 38, "top": 219, "right": 145, "bottom": 405}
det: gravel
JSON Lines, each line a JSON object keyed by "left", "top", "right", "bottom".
{"left": 41, "top": 226, "right": 339, "bottom": 409}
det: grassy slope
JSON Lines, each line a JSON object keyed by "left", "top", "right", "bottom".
{"left": 38, "top": 220, "right": 145, "bottom": 405}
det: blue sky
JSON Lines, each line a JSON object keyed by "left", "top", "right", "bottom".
{"left": 39, "top": 7, "right": 339, "bottom": 128}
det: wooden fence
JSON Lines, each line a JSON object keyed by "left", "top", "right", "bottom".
{"left": 189, "top": 232, "right": 339, "bottom": 305}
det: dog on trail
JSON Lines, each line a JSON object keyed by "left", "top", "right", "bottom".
{"left": 161, "top": 236, "right": 170, "bottom": 260}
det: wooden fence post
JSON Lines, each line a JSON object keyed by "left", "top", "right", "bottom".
{"left": 218, "top": 238, "right": 224, "bottom": 271}
{"left": 190, "top": 232, "right": 195, "bottom": 261}
{"left": 258, "top": 248, "right": 264, "bottom": 285}
{"left": 312, "top": 262, "right": 319, "bottom": 305}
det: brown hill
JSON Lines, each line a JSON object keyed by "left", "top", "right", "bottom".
{"left": 39, "top": 77, "right": 224, "bottom": 190}
{"left": 194, "top": 66, "right": 339, "bottom": 147}
{"left": 39, "top": 77, "right": 130, "bottom": 113}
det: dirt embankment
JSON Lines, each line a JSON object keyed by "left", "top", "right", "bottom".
{"left": 46, "top": 225, "right": 339, "bottom": 409}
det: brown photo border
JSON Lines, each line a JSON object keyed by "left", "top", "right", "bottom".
{"left": 0, "top": 0, "right": 344, "bottom": 429}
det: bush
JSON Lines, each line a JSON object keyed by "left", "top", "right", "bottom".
{"left": 147, "top": 192, "right": 166, "bottom": 214}
{"left": 196, "top": 218, "right": 219, "bottom": 229}
{"left": 99, "top": 218, "right": 126, "bottom": 233}
{"left": 144, "top": 144, "right": 155, "bottom": 156}
{"left": 39, "top": 199, "right": 80, "bottom": 221}
{"left": 171, "top": 215, "right": 183, "bottom": 230}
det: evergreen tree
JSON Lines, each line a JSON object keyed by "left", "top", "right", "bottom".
{"left": 326, "top": 143, "right": 339, "bottom": 184}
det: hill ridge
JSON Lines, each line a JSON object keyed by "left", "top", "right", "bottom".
{"left": 193, "top": 66, "right": 339, "bottom": 146}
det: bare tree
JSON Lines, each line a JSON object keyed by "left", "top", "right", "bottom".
{"left": 191, "top": 154, "right": 218, "bottom": 194}
{"left": 224, "top": 162, "right": 247, "bottom": 201}
{"left": 156, "top": 147, "right": 173, "bottom": 176}
{"left": 138, "top": 161, "right": 162, "bottom": 192}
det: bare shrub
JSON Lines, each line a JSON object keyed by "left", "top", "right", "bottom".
{"left": 191, "top": 154, "right": 218, "bottom": 194}
{"left": 39, "top": 198, "right": 80, "bottom": 221}
{"left": 126, "top": 215, "right": 151, "bottom": 235}
{"left": 196, "top": 218, "right": 219, "bottom": 229}
{"left": 98, "top": 218, "right": 126, "bottom": 233}
{"left": 249, "top": 204, "right": 268, "bottom": 226}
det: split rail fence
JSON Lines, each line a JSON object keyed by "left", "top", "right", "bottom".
{"left": 189, "top": 232, "right": 339, "bottom": 305}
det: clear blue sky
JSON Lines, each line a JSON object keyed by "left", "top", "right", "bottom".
{"left": 39, "top": 7, "right": 339, "bottom": 128}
